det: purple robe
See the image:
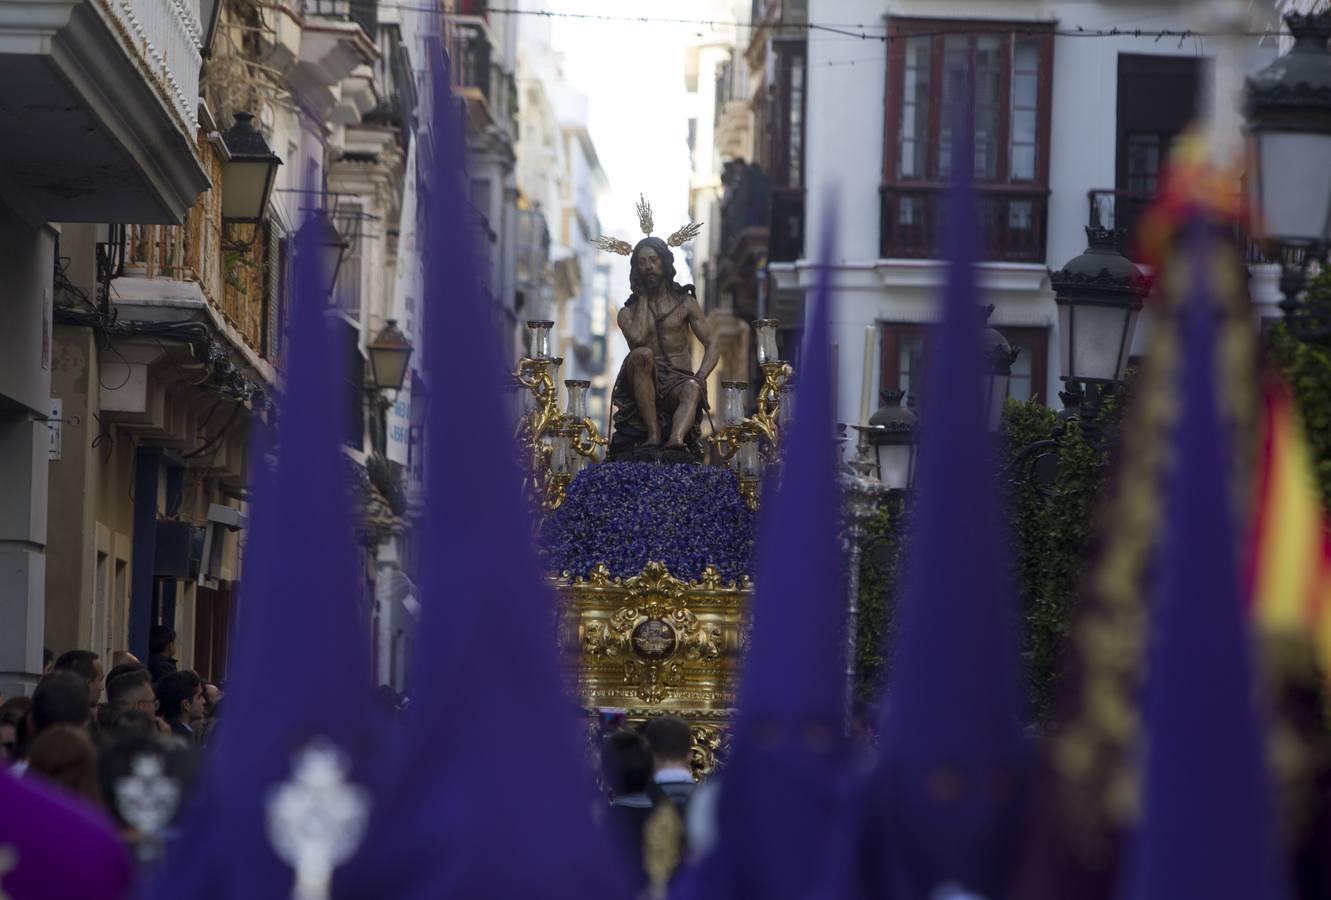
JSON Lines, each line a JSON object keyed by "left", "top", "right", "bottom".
{"left": 0, "top": 766, "right": 133, "bottom": 899}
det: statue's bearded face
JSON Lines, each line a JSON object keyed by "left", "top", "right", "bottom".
{"left": 635, "top": 247, "right": 663, "bottom": 289}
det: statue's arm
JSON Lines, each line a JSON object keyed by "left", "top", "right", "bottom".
{"left": 618, "top": 299, "right": 649, "bottom": 348}
{"left": 687, "top": 294, "right": 720, "bottom": 384}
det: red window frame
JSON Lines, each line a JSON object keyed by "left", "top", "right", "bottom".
{"left": 879, "top": 322, "right": 1049, "bottom": 406}
{"left": 882, "top": 18, "right": 1055, "bottom": 188}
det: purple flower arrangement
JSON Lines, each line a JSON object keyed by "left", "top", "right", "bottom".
{"left": 542, "top": 462, "right": 756, "bottom": 582}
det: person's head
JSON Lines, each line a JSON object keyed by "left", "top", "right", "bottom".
{"left": 601, "top": 730, "right": 654, "bottom": 799}
{"left": 157, "top": 670, "right": 204, "bottom": 724}
{"left": 630, "top": 237, "right": 676, "bottom": 295}
{"left": 108, "top": 708, "right": 158, "bottom": 741}
{"left": 99, "top": 734, "right": 191, "bottom": 836}
{"left": 148, "top": 625, "right": 176, "bottom": 659}
{"left": 203, "top": 683, "right": 223, "bottom": 718}
{"left": 42, "top": 647, "right": 54, "bottom": 674}
{"left": 53, "top": 649, "right": 103, "bottom": 707}
{"left": 31, "top": 671, "right": 93, "bottom": 737}
{"left": 0, "top": 697, "right": 31, "bottom": 760}
{"left": 106, "top": 665, "right": 155, "bottom": 715}
{"left": 643, "top": 715, "right": 693, "bottom": 771}
{"left": 110, "top": 650, "right": 139, "bottom": 669}
{"left": 29, "top": 724, "right": 102, "bottom": 808}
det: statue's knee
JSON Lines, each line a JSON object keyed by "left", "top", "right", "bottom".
{"left": 628, "top": 347, "right": 654, "bottom": 371}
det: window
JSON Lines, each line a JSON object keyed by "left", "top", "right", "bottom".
{"left": 881, "top": 20, "right": 1054, "bottom": 262}
{"left": 880, "top": 322, "right": 1049, "bottom": 407}
{"left": 335, "top": 207, "right": 363, "bottom": 319}
{"left": 1113, "top": 55, "right": 1205, "bottom": 239}
{"left": 770, "top": 40, "right": 806, "bottom": 189}
{"left": 885, "top": 20, "right": 1053, "bottom": 185}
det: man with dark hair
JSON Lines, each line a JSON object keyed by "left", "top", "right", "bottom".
{"left": 26, "top": 672, "right": 93, "bottom": 759}
{"left": 148, "top": 626, "right": 178, "bottom": 684}
{"left": 600, "top": 730, "right": 657, "bottom": 889}
{"left": 157, "top": 670, "right": 205, "bottom": 742}
{"left": 105, "top": 665, "right": 155, "bottom": 716}
{"left": 643, "top": 715, "right": 696, "bottom": 811}
{"left": 53, "top": 649, "right": 104, "bottom": 710}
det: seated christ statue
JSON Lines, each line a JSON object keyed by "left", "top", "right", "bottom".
{"left": 597, "top": 204, "right": 719, "bottom": 461}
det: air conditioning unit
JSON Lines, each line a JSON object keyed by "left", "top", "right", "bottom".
{"left": 198, "top": 503, "right": 248, "bottom": 589}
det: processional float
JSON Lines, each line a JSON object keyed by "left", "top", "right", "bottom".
{"left": 510, "top": 198, "right": 796, "bottom": 775}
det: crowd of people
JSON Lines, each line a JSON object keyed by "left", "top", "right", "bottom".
{"left": 0, "top": 626, "right": 223, "bottom": 894}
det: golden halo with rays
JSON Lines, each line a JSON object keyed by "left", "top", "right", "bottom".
{"left": 593, "top": 195, "right": 702, "bottom": 256}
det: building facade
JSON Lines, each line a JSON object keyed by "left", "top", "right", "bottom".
{"left": 0, "top": 0, "right": 456, "bottom": 696}
{"left": 699, "top": 0, "right": 1291, "bottom": 430}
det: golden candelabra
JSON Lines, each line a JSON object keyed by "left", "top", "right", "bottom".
{"left": 513, "top": 324, "right": 607, "bottom": 512}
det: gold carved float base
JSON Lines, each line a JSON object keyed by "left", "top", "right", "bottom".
{"left": 556, "top": 561, "right": 752, "bottom": 777}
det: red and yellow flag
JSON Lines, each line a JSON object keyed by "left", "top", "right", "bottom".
{"left": 1247, "top": 376, "right": 1331, "bottom": 678}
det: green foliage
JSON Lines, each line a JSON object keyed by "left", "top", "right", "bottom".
{"left": 853, "top": 396, "right": 1115, "bottom": 720}
{"left": 854, "top": 495, "right": 907, "bottom": 706}
{"left": 1266, "top": 313, "right": 1331, "bottom": 511}
{"left": 852, "top": 316, "right": 1331, "bottom": 720}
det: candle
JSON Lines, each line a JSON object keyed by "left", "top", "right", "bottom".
{"left": 858, "top": 325, "right": 876, "bottom": 426}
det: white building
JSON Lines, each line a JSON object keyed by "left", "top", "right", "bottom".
{"left": 722, "top": 0, "right": 1293, "bottom": 427}
{"left": 514, "top": 5, "right": 611, "bottom": 422}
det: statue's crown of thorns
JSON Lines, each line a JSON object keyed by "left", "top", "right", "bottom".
{"left": 592, "top": 195, "right": 703, "bottom": 256}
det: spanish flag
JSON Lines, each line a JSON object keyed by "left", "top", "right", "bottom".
{"left": 1247, "top": 376, "right": 1331, "bottom": 680}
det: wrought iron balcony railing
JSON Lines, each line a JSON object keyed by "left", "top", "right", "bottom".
{"left": 106, "top": 0, "right": 203, "bottom": 130}
{"left": 879, "top": 184, "right": 1049, "bottom": 264}
{"left": 1086, "top": 188, "right": 1271, "bottom": 265}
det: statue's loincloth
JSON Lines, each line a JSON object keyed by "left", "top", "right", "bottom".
{"left": 608, "top": 355, "right": 707, "bottom": 461}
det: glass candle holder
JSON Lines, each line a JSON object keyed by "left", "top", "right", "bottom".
{"left": 720, "top": 381, "right": 748, "bottom": 427}
{"left": 753, "top": 319, "right": 779, "bottom": 365}
{"left": 737, "top": 439, "right": 761, "bottom": 479}
{"left": 526, "top": 320, "right": 555, "bottom": 360}
{"left": 778, "top": 382, "right": 795, "bottom": 431}
{"left": 564, "top": 379, "right": 590, "bottom": 420}
{"left": 549, "top": 432, "right": 572, "bottom": 476}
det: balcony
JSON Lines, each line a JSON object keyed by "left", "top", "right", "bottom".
{"left": 452, "top": 22, "right": 490, "bottom": 98}
{"left": 720, "top": 162, "right": 769, "bottom": 257}
{"left": 1085, "top": 189, "right": 1268, "bottom": 265}
{"left": 286, "top": 0, "right": 378, "bottom": 115}
{"left": 0, "top": 0, "right": 209, "bottom": 222}
{"left": 113, "top": 133, "right": 271, "bottom": 363}
{"left": 879, "top": 184, "right": 1049, "bottom": 264}
{"left": 303, "top": 0, "right": 375, "bottom": 40}
{"left": 769, "top": 187, "right": 804, "bottom": 263}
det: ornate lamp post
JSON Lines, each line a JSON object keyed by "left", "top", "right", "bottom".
{"left": 840, "top": 390, "right": 918, "bottom": 717}
{"left": 367, "top": 320, "right": 413, "bottom": 394}
{"left": 219, "top": 112, "right": 282, "bottom": 224}
{"left": 1049, "top": 226, "right": 1149, "bottom": 426}
{"left": 298, "top": 209, "right": 349, "bottom": 300}
{"left": 983, "top": 310, "right": 1019, "bottom": 433}
{"left": 1009, "top": 227, "right": 1147, "bottom": 487}
{"left": 1245, "top": 11, "right": 1331, "bottom": 341}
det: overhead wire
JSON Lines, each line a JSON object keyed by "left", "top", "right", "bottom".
{"left": 363, "top": 3, "right": 1291, "bottom": 42}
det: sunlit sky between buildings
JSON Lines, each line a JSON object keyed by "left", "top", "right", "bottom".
{"left": 545, "top": 0, "right": 732, "bottom": 285}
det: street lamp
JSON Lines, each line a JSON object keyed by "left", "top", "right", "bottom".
{"left": 1049, "top": 226, "right": 1148, "bottom": 404}
{"left": 983, "top": 307, "right": 1019, "bottom": 433}
{"left": 368, "top": 319, "right": 414, "bottom": 393}
{"left": 298, "top": 208, "right": 348, "bottom": 300}
{"left": 1245, "top": 11, "right": 1331, "bottom": 339}
{"left": 219, "top": 112, "right": 282, "bottom": 223}
{"left": 851, "top": 390, "right": 918, "bottom": 492}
